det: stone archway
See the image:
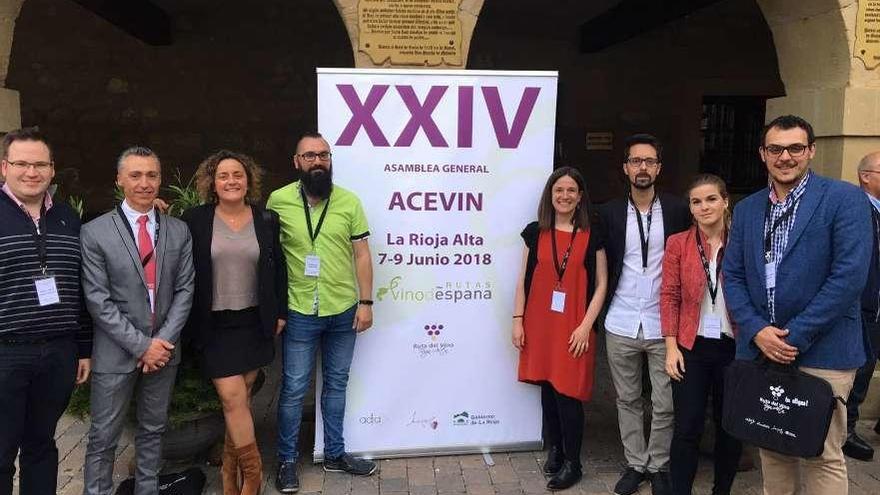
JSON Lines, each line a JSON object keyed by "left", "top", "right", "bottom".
{"left": 0, "top": 0, "right": 24, "bottom": 132}
{"left": 0, "top": 0, "right": 877, "bottom": 182}
{"left": 0, "top": 0, "right": 486, "bottom": 133}
{"left": 757, "top": 0, "right": 880, "bottom": 182}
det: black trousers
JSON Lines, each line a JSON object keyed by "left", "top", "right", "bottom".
{"left": 0, "top": 337, "right": 77, "bottom": 495}
{"left": 670, "top": 336, "right": 741, "bottom": 495}
{"left": 541, "top": 382, "right": 584, "bottom": 465}
{"left": 846, "top": 310, "right": 880, "bottom": 431}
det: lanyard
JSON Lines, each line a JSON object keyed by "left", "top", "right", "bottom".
{"left": 116, "top": 205, "right": 161, "bottom": 266}
{"left": 630, "top": 193, "right": 656, "bottom": 272}
{"left": 29, "top": 204, "right": 48, "bottom": 275}
{"left": 550, "top": 225, "right": 578, "bottom": 287}
{"left": 763, "top": 198, "right": 799, "bottom": 262}
{"left": 695, "top": 230, "right": 724, "bottom": 308}
{"left": 140, "top": 214, "right": 161, "bottom": 267}
{"left": 300, "top": 186, "right": 330, "bottom": 247}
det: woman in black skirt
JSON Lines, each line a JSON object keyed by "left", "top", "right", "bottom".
{"left": 182, "top": 150, "right": 287, "bottom": 495}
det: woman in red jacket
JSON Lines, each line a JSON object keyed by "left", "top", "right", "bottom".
{"left": 660, "top": 174, "right": 741, "bottom": 495}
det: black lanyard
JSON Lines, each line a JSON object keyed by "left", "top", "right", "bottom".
{"left": 30, "top": 204, "right": 48, "bottom": 275}
{"left": 550, "top": 225, "right": 578, "bottom": 287}
{"left": 763, "top": 198, "right": 799, "bottom": 262}
{"left": 630, "top": 193, "right": 656, "bottom": 272}
{"left": 695, "top": 230, "right": 724, "bottom": 308}
{"left": 301, "top": 186, "right": 330, "bottom": 247}
{"left": 116, "top": 205, "right": 161, "bottom": 267}
{"left": 140, "top": 214, "right": 160, "bottom": 267}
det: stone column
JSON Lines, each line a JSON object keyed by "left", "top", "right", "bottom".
{"left": 332, "top": 0, "right": 484, "bottom": 68}
{"left": 0, "top": 0, "right": 23, "bottom": 132}
{"left": 757, "top": 0, "right": 880, "bottom": 183}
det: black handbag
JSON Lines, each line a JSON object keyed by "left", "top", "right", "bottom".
{"left": 114, "top": 467, "right": 206, "bottom": 495}
{"left": 722, "top": 358, "right": 844, "bottom": 458}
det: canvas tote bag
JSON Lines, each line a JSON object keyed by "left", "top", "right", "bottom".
{"left": 722, "top": 358, "right": 844, "bottom": 457}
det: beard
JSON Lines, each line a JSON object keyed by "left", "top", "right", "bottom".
{"left": 630, "top": 172, "right": 655, "bottom": 190}
{"left": 301, "top": 165, "right": 333, "bottom": 199}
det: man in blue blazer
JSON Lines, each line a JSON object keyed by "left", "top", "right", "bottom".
{"left": 723, "top": 115, "right": 872, "bottom": 495}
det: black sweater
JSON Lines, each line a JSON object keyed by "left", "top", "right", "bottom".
{"left": 0, "top": 193, "right": 92, "bottom": 357}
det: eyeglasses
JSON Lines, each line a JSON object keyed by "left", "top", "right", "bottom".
{"left": 626, "top": 157, "right": 660, "bottom": 168}
{"left": 298, "top": 151, "right": 332, "bottom": 162}
{"left": 762, "top": 144, "right": 810, "bottom": 157}
{"left": 4, "top": 160, "right": 54, "bottom": 171}
{"left": 861, "top": 170, "right": 880, "bottom": 175}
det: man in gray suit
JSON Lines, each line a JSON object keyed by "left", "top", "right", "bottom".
{"left": 81, "top": 146, "right": 194, "bottom": 495}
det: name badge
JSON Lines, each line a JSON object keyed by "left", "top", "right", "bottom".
{"left": 304, "top": 254, "right": 321, "bottom": 277}
{"left": 764, "top": 261, "right": 776, "bottom": 289}
{"left": 702, "top": 315, "right": 722, "bottom": 339}
{"left": 551, "top": 290, "right": 566, "bottom": 313}
{"left": 35, "top": 276, "right": 60, "bottom": 306}
{"left": 636, "top": 275, "right": 653, "bottom": 299}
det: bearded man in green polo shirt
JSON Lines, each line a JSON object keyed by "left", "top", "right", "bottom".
{"left": 268, "top": 131, "right": 375, "bottom": 493}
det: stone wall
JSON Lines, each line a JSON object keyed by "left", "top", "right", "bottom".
{"left": 4, "top": 0, "right": 782, "bottom": 211}
{"left": 757, "top": 0, "right": 880, "bottom": 183}
{"left": 6, "top": 0, "right": 353, "bottom": 212}
{"left": 0, "top": 0, "right": 23, "bottom": 131}
{"left": 467, "top": 0, "right": 782, "bottom": 202}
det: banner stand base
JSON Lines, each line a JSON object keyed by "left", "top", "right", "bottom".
{"left": 313, "top": 440, "right": 543, "bottom": 462}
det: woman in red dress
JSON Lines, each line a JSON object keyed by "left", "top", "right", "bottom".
{"left": 512, "top": 166, "right": 608, "bottom": 491}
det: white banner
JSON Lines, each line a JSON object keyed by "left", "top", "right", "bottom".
{"left": 315, "top": 68, "right": 557, "bottom": 458}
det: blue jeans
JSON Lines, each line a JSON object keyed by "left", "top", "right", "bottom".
{"left": 277, "top": 305, "right": 357, "bottom": 462}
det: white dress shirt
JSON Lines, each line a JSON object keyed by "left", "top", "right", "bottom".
{"left": 697, "top": 244, "right": 734, "bottom": 339}
{"left": 605, "top": 200, "right": 665, "bottom": 340}
{"left": 120, "top": 199, "right": 156, "bottom": 242}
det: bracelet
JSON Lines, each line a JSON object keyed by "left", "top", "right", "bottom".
{"left": 358, "top": 299, "right": 374, "bottom": 306}
{"left": 512, "top": 315, "right": 523, "bottom": 319}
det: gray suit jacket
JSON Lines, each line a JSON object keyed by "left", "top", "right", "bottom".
{"left": 81, "top": 208, "right": 195, "bottom": 373}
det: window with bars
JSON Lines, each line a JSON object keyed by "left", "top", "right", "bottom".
{"left": 700, "top": 97, "right": 767, "bottom": 194}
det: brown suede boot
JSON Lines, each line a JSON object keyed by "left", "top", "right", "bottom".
{"left": 236, "top": 442, "right": 263, "bottom": 495}
{"left": 221, "top": 433, "right": 240, "bottom": 495}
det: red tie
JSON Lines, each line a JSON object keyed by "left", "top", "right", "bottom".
{"left": 137, "top": 215, "right": 156, "bottom": 314}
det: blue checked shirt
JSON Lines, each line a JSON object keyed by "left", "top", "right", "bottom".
{"left": 764, "top": 170, "right": 812, "bottom": 323}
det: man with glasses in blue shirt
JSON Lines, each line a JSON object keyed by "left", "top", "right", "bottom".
{"left": 723, "top": 115, "right": 871, "bottom": 494}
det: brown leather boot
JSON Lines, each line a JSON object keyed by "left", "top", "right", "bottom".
{"left": 236, "top": 442, "right": 263, "bottom": 495}
{"left": 221, "top": 433, "right": 240, "bottom": 495}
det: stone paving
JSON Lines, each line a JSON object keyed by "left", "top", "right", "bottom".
{"left": 20, "top": 334, "right": 880, "bottom": 494}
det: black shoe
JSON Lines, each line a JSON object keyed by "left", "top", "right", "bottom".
{"left": 275, "top": 461, "right": 299, "bottom": 493}
{"left": 874, "top": 419, "right": 880, "bottom": 435}
{"left": 547, "top": 460, "right": 582, "bottom": 491}
{"left": 543, "top": 445, "right": 564, "bottom": 476}
{"left": 323, "top": 453, "right": 378, "bottom": 476}
{"left": 843, "top": 432, "right": 875, "bottom": 461}
{"left": 613, "top": 468, "right": 646, "bottom": 495}
{"left": 647, "top": 471, "right": 671, "bottom": 495}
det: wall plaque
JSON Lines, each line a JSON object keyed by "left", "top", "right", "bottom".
{"left": 586, "top": 132, "right": 614, "bottom": 151}
{"left": 358, "top": 0, "right": 462, "bottom": 66}
{"left": 856, "top": 0, "right": 880, "bottom": 69}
